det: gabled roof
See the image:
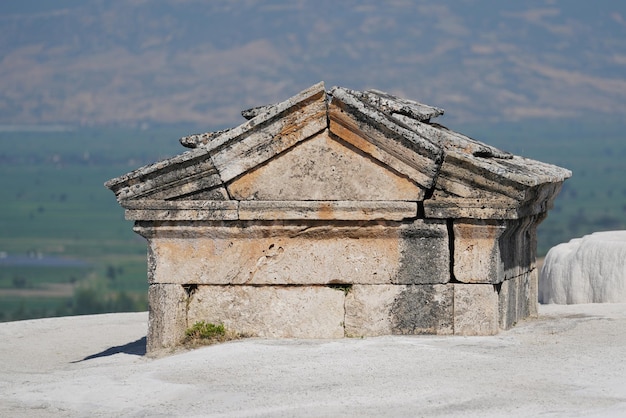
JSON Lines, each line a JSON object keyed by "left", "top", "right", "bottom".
{"left": 105, "top": 82, "right": 571, "bottom": 221}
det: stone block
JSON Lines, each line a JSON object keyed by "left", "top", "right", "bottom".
{"left": 528, "top": 268, "right": 538, "bottom": 317}
{"left": 228, "top": 130, "right": 424, "bottom": 201}
{"left": 497, "top": 277, "right": 518, "bottom": 330}
{"left": 345, "top": 284, "right": 454, "bottom": 336}
{"left": 238, "top": 200, "right": 418, "bottom": 221}
{"left": 344, "top": 285, "right": 404, "bottom": 337}
{"left": 125, "top": 200, "right": 239, "bottom": 221}
{"left": 211, "top": 83, "right": 328, "bottom": 183}
{"left": 453, "top": 219, "right": 506, "bottom": 284}
{"left": 144, "top": 219, "right": 449, "bottom": 286}
{"left": 395, "top": 219, "right": 450, "bottom": 284}
{"left": 328, "top": 87, "right": 442, "bottom": 193}
{"left": 147, "top": 283, "right": 188, "bottom": 354}
{"left": 391, "top": 285, "right": 454, "bottom": 335}
{"left": 186, "top": 285, "right": 345, "bottom": 338}
{"left": 424, "top": 152, "right": 570, "bottom": 220}
{"left": 147, "top": 233, "right": 398, "bottom": 285}
{"left": 497, "top": 271, "right": 538, "bottom": 330}
{"left": 498, "top": 216, "right": 536, "bottom": 281}
{"left": 453, "top": 284, "right": 499, "bottom": 335}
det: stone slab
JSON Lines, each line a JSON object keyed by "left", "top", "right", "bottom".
{"left": 452, "top": 217, "right": 538, "bottom": 284}
{"left": 498, "top": 271, "right": 538, "bottom": 330}
{"left": 425, "top": 151, "right": 571, "bottom": 220}
{"left": 227, "top": 130, "right": 424, "bottom": 201}
{"left": 395, "top": 219, "right": 450, "bottom": 284}
{"left": 500, "top": 216, "right": 537, "bottom": 281}
{"left": 238, "top": 200, "right": 418, "bottom": 221}
{"left": 356, "top": 89, "right": 445, "bottom": 122}
{"left": 344, "top": 284, "right": 403, "bottom": 337}
{"left": 147, "top": 283, "right": 189, "bottom": 353}
{"left": 391, "top": 113, "right": 512, "bottom": 159}
{"left": 345, "top": 284, "right": 454, "bottom": 337}
{"left": 126, "top": 209, "right": 239, "bottom": 222}
{"left": 390, "top": 285, "right": 455, "bottom": 335}
{"left": 453, "top": 219, "right": 506, "bottom": 284}
{"left": 528, "top": 267, "right": 539, "bottom": 317}
{"left": 328, "top": 87, "right": 442, "bottom": 192}
{"left": 186, "top": 285, "right": 345, "bottom": 338}
{"left": 211, "top": 84, "right": 328, "bottom": 183}
{"left": 453, "top": 283, "right": 499, "bottom": 335}
{"left": 146, "top": 232, "right": 399, "bottom": 286}
{"left": 144, "top": 220, "right": 449, "bottom": 286}
{"left": 423, "top": 199, "right": 525, "bottom": 220}
{"left": 105, "top": 148, "right": 218, "bottom": 199}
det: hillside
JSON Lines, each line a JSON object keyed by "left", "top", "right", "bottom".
{"left": 1, "top": 0, "right": 626, "bottom": 128}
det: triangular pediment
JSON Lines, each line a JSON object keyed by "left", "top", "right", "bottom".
{"left": 105, "top": 82, "right": 329, "bottom": 203}
{"left": 227, "top": 129, "right": 424, "bottom": 201}
{"left": 105, "top": 82, "right": 571, "bottom": 221}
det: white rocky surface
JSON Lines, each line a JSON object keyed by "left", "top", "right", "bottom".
{"left": 2, "top": 307, "right": 626, "bottom": 417}
{"left": 540, "top": 231, "right": 626, "bottom": 304}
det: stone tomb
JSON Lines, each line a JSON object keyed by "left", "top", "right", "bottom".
{"left": 106, "top": 82, "right": 571, "bottom": 354}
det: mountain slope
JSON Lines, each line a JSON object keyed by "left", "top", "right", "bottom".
{"left": 1, "top": 0, "right": 626, "bottom": 128}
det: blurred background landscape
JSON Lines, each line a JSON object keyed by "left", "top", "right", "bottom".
{"left": 1, "top": 0, "right": 625, "bottom": 321}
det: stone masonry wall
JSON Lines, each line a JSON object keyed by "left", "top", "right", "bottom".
{"left": 137, "top": 216, "right": 538, "bottom": 353}
{"left": 106, "top": 82, "right": 570, "bottom": 354}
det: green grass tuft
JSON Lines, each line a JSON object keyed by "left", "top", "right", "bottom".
{"left": 182, "top": 321, "right": 244, "bottom": 348}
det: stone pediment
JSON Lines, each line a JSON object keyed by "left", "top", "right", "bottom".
{"left": 105, "top": 82, "right": 571, "bottom": 221}
{"left": 105, "top": 82, "right": 573, "bottom": 350}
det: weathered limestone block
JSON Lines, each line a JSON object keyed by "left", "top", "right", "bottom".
{"left": 210, "top": 83, "right": 328, "bottom": 183}
{"left": 390, "top": 113, "right": 512, "bottom": 159}
{"left": 238, "top": 201, "right": 418, "bottom": 221}
{"left": 125, "top": 200, "right": 239, "bottom": 221}
{"left": 498, "top": 271, "right": 538, "bottom": 330}
{"left": 344, "top": 284, "right": 454, "bottom": 337}
{"left": 227, "top": 130, "right": 424, "bottom": 201}
{"left": 186, "top": 285, "right": 345, "bottom": 338}
{"left": 453, "top": 217, "right": 537, "bottom": 284}
{"left": 498, "top": 277, "right": 520, "bottom": 330}
{"left": 328, "top": 87, "right": 443, "bottom": 196}
{"left": 498, "top": 215, "right": 539, "bottom": 281}
{"left": 347, "top": 283, "right": 508, "bottom": 336}
{"left": 453, "top": 220, "right": 506, "bottom": 284}
{"left": 147, "top": 284, "right": 188, "bottom": 354}
{"left": 140, "top": 219, "right": 449, "bottom": 286}
{"left": 453, "top": 284, "right": 499, "bottom": 336}
{"left": 395, "top": 219, "right": 449, "bottom": 285}
{"left": 344, "top": 285, "right": 403, "bottom": 337}
{"left": 354, "top": 89, "right": 445, "bottom": 122}
{"left": 528, "top": 267, "right": 539, "bottom": 317}
{"left": 424, "top": 151, "right": 570, "bottom": 220}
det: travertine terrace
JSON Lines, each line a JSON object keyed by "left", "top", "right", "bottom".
{"left": 106, "top": 82, "right": 571, "bottom": 354}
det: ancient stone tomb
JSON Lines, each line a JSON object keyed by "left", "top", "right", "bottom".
{"left": 106, "top": 82, "right": 571, "bottom": 353}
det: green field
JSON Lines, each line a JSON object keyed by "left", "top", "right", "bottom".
{"left": 1, "top": 121, "right": 625, "bottom": 322}
{"left": 0, "top": 127, "right": 184, "bottom": 321}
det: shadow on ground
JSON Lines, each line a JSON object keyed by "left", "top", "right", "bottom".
{"left": 72, "top": 337, "right": 146, "bottom": 362}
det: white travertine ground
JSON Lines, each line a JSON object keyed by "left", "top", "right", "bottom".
{"left": 1, "top": 305, "right": 626, "bottom": 417}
